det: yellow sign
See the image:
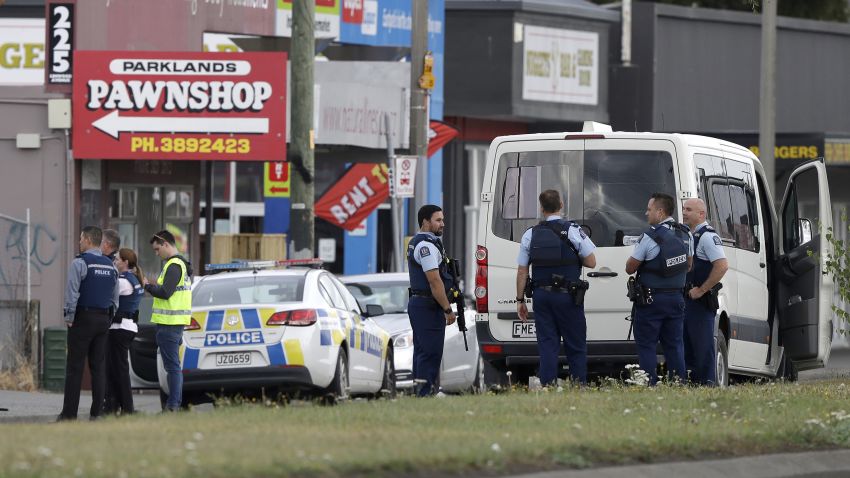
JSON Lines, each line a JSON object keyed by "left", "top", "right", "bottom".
{"left": 825, "top": 142, "right": 850, "bottom": 165}
{"left": 264, "top": 162, "right": 291, "bottom": 198}
{"left": 418, "top": 51, "right": 435, "bottom": 90}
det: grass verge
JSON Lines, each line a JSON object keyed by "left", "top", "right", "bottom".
{"left": 3, "top": 380, "right": 850, "bottom": 477}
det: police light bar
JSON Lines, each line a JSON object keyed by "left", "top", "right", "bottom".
{"left": 205, "top": 258, "right": 323, "bottom": 272}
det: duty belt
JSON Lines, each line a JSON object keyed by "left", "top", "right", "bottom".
{"left": 408, "top": 288, "right": 433, "bottom": 298}
{"left": 645, "top": 287, "right": 684, "bottom": 294}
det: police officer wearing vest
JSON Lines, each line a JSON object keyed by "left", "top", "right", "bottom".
{"left": 105, "top": 248, "right": 145, "bottom": 414}
{"left": 625, "top": 193, "right": 693, "bottom": 385}
{"left": 101, "top": 228, "right": 120, "bottom": 261}
{"left": 58, "top": 226, "right": 119, "bottom": 421}
{"left": 407, "top": 205, "right": 457, "bottom": 397}
{"left": 144, "top": 230, "right": 193, "bottom": 411}
{"left": 682, "top": 198, "right": 728, "bottom": 386}
{"left": 516, "top": 190, "right": 596, "bottom": 386}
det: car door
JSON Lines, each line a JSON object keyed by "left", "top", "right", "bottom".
{"left": 332, "top": 275, "right": 383, "bottom": 386}
{"left": 319, "top": 274, "right": 372, "bottom": 392}
{"left": 777, "top": 160, "right": 834, "bottom": 370}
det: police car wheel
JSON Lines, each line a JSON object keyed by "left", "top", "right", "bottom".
{"left": 715, "top": 330, "right": 729, "bottom": 388}
{"left": 378, "top": 348, "right": 397, "bottom": 399}
{"left": 323, "top": 349, "right": 350, "bottom": 404}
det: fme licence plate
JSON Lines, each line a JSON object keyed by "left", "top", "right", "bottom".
{"left": 216, "top": 352, "right": 251, "bottom": 367}
{"left": 512, "top": 321, "right": 536, "bottom": 338}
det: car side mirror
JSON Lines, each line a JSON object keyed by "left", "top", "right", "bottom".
{"left": 797, "top": 218, "right": 813, "bottom": 244}
{"left": 364, "top": 304, "right": 384, "bottom": 318}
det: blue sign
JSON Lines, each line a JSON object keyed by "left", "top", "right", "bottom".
{"left": 340, "top": 0, "right": 444, "bottom": 48}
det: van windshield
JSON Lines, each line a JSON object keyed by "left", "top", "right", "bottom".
{"left": 492, "top": 150, "right": 677, "bottom": 247}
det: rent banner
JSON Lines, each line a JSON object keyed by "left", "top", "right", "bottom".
{"left": 72, "top": 51, "right": 287, "bottom": 161}
{"left": 315, "top": 163, "right": 389, "bottom": 231}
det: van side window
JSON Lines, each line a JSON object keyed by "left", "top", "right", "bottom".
{"left": 726, "top": 159, "right": 760, "bottom": 253}
{"left": 695, "top": 154, "right": 735, "bottom": 243}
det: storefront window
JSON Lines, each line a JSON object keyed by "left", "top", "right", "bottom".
{"left": 235, "top": 162, "right": 263, "bottom": 202}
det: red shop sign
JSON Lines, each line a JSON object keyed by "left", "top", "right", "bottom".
{"left": 72, "top": 51, "right": 287, "bottom": 161}
{"left": 315, "top": 163, "right": 389, "bottom": 231}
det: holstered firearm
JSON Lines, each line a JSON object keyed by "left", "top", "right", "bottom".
{"left": 568, "top": 280, "right": 590, "bottom": 306}
{"left": 524, "top": 276, "right": 534, "bottom": 299}
{"left": 690, "top": 282, "right": 723, "bottom": 311}
{"left": 627, "top": 276, "right": 650, "bottom": 306}
{"left": 447, "top": 258, "right": 469, "bottom": 351}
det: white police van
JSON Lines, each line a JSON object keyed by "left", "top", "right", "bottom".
{"left": 474, "top": 122, "right": 834, "bottom": 384}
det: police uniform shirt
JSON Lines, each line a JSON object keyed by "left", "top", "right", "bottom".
{"left": 63, "top": 247, "right": 120, "bottom": 325}
{"left": 693, "top": 221, "right": 726, "bottom": 263}
{"left": 630, "top": 217, "right": 694, "bottom": 262}
{"left": 413, "top": 232, "right": 444, "bottom": 272}
{"left": 110, "top": 276, "right": 140, "bottom": 333}
{"left": 517, "top": 215, "right": 596, "bottom": 266}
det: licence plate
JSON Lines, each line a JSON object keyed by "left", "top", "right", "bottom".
{"left": 216, "top": 352, "right": 252, "bottom": 367}
{"left": 512, "top": 321, "right": 536, "bottom": 338}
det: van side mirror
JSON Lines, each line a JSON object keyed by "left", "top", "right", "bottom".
{"left": 797, "top": 218, "right": 813, "bottom": 244}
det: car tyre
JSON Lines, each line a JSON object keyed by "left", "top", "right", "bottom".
{"left": 715, "top": 330, "right": 729, "bottom": 388}
{"left": 378, "top": 348, "right": 397, "bottom": 399}
{"left": 471, "top": 354, "right": 486, "bottom": 394}
{"left": 322, "top": 348, "right": 349, "bottom": 405}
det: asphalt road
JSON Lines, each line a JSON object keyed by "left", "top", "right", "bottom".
{"left": 799, "top": 345, "right": 850, "bottom": 382}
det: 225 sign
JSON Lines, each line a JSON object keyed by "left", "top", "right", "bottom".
{"left": 47, "top": 2, "right": 74, "bottom": 87}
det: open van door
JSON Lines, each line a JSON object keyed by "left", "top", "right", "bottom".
{"left": 777, "top": 160, "right": 833, "bottom": 370}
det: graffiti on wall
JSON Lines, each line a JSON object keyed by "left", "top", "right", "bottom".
{"left": 0, "top": 217, "right": 59, "bottom": 300}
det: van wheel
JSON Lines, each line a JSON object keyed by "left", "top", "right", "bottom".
{"left": 471, "top": 354, "right": 486, "bottom": 394}
{"left": 378, "top": 348, "right": 397, "bottom": 399}
{"left": 322, "top": 349, "right": 349, "bottom": 404}
{"left": 715, "top": 330, "right": 729, "bottom": 388}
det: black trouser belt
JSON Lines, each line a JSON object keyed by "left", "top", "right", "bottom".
{"left": 646, "top": 287, "right": 684, "bottom": 293}
{"left": 76, "top": 306, "right": 110, "bottom": 314}
{"left": 409, "top": 288, "right": 433, "bottom": 298}
{"left": 113, "top": 311, "right": 139, "bottom": 323}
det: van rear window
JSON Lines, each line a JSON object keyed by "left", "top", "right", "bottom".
{"left": 492, "top": 150, "right": 676, "bottom": 246}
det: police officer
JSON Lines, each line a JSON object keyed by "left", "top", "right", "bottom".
{"left": 101, "top": 228, "right": 120, "bottom": 261}
{"left": 106, "top": 248, "right": 146, "bottom": 414}
{"left": 100, "top": 227, "right": 120, "bottom": 413}
{"left": 625, "top": 193, "right": 692, "bottom": 385}
{"left": 144, "top": 230, "right": 193, "bottom": 411}
{"left": 407, "top": 205, "right": 457, "bottom": 397}
{"left": 682, "top": 198, "right": 728, "bottom": 386}
{"left": 516, "top": 190, "right": 596, "bottom": 386}
{"left": 58, "top": 226, "right": 119, "bottom": 421}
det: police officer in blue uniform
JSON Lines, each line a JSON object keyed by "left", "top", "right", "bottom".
{"left": 682, "top": 198, "right": 729, "bottom": 385}
{"left": 516, "top": 190, "right": 596, "bottom": 385}
{"left": 407, "top": 205, "right": 457, "bottom": 397}
{"left": 59, "top": 226, "right": 119, "bottom": 420}
{"left": 625, "top": 193, "right": 693, "bottom": 385}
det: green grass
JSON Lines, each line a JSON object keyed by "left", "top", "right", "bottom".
{"left": 4, "top": 380, "right": 850, "bottom": 477}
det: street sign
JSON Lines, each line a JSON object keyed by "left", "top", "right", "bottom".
{"left": 315, "top": 163, "right": 389, "bottom": 231}
{"left": 393, "top": 155, "right": 416, "bottom": 198}
{"left": 72, "top": 51, "right": 287, "bottom": 161}
{"left": 264, "top": 161, "right": 290, "bottom": 198}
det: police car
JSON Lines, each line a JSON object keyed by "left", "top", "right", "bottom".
{"left": 156, "top": 259, "right": 395, "bottom": 405}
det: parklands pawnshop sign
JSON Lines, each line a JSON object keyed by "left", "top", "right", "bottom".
{"left": 72, "top": 51, "right": 287, "bottom": 161}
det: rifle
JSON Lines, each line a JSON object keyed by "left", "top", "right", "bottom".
{"left": 447, "top": 258, "right": 469, "bottom": 351}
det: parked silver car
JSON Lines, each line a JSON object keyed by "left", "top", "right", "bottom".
{"left": 343, "top": 272, "right": 485, "bottom": 393}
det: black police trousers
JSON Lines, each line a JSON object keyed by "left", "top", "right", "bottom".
{"left": 59, "top": 310, "right": 112, "bottom": 420}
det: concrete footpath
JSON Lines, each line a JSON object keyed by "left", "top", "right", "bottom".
{"left": 0, "top": 389, "right": 163, "bottom": 423}
{"left": 510, "top": 449, "right": 850, "bottom": 478}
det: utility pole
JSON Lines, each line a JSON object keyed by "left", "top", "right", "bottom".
{"left": 759, "top": 0, "right": 777, "bottom": 200}
{"left": 409, "top": 0, "right": 429, "bottom": 232}
{"left": 290, "top": 0, "right": 315, "bottom": 259}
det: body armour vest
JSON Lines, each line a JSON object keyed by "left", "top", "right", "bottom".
{"left": 638, "top": 222, "right": 690, "bottom": 289}
{"left": 528, "top": 220, "right": 581, "bottom": 284}
{"left": 687, "top": 224, "right": 716, "bottom": 287}
{"left": 77, "top": 253, "right": 118, "bottom": 309}
{"left": 407, "top": 233, "right": 453, "bottom": 293}
{"left": 117, "top": 271, "right": 144, "bottom": 315}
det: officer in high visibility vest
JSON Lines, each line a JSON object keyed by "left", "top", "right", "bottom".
{"left": 625, "top": 193, "right": 693, "bottom": 385}
{"left": 143, "top": 230, "right": 193, "bottom": 411}
{"left": 682, "top": 198, "right": 728, "bottom": 385}
{"left": 407, "top": 205, "right": 457, "bottom": 397}
{"left": 516, "top": 190, "right": 596, "bottom": 386}
{"left": 58, "top": 226, "right": 119, "bottom": 421}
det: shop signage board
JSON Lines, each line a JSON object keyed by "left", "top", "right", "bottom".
{"left": 72, "top": 51, "right": 287, "bottom": 161}
{"left": 393, "top": 155, "right": 416, "bottom": 198}
{"left": 276, "top": 0, "right": 340, "bottom": 39}
{"left": 522, "top": 25, "right": 598, "bottom": 106}
{"left": 0, "top": 19, "right": 45, "bottom": 85}
{"left": 264, "top": 162, "right": 291, "bottom": 198}
{"left": 315, "top": 163, "right": 389, "bottom": 231}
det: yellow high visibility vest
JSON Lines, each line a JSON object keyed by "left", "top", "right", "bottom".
{"left": 151, "top": 257, "right": 192, "bottom": 326}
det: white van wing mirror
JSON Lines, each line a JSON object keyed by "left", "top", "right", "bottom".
{"left": 502, "top": 166, "right": 540, "bottom": 219}
{"left": 798, "top": 218, "right": 813, "bottom": 244}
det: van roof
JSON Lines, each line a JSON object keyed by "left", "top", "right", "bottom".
{"left": 492, "top": 131, "right": 760, "bottom": 164}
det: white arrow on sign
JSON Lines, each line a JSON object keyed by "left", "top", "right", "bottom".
{"left": 91, "top": 110, "right": 269, "bottom": 139}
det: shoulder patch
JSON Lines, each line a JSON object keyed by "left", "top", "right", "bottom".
{"left": 578, "top": 227, "right": 587, "bottom": 240}
{"left": 713, "top": 236, "right": 722, "bottom": 246}
{"left": 419, "top": 246, "right": 431, "bottom": 257}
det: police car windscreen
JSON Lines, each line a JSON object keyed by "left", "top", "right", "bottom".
{"left": 345, "top": 281, "right": 408, "bottom": 314}
{"left": 192, "top": 276, "right": 305, "bottom": 306}
{"left": 492, "top": 150, "right": 676, "bottom": 246}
